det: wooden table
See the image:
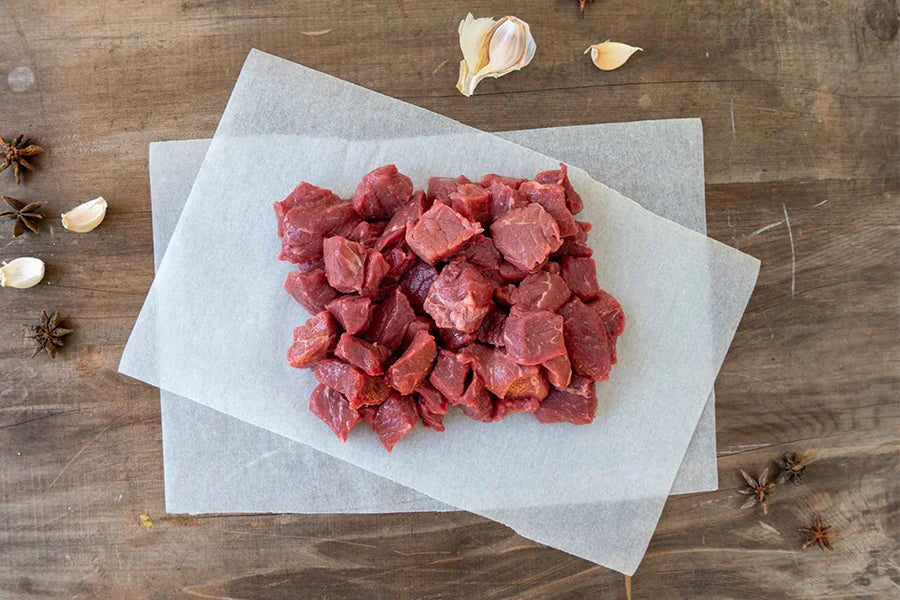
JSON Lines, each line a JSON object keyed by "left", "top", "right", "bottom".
{"left": 1, "top": 1, "right": 897, "bottom": 598}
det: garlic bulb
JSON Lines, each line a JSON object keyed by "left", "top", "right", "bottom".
{"left": 61, "top": 196, "right": 107, "bottom": 233}
{"left": 0, "top": 257, "right": 45, "bottom": 289}
{"left": 585, "top": 41, "right": 643, "bottom": 71}
{"left": 456, "top": 13, "right": 536, "bottom": 97}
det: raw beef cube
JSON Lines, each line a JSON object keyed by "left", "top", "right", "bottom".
{"left": 383, "top": 244, "right": 419, "bottom": 283}
{"left": 372, "top": 393, "right": 419, "bottom": 452}
{"left": 561, "top": 256, "right": 602, "bottom": 302}
{"left": 415, "top": 382, "right": 448, "bottom": 431}
{"left": 423, "top": 257, "right": 494, "bottom": 333}
{"left": 308, "top": 384, "right": 362, "bottom": 443}
{"left": 416, "top": 397, "right": 446, "bottom": 431}
{"left": 480, "top": 173, "right": 526, "bottom": 189}
{"left": 315, "top": 359, "right": 392, "bottom": 409}
{"left": 502, "top": 306, "right": 566, "bottom": 366}
{"left": 490, "top": 204, "right": 562, "bottom": 272}
{"left": 589, "top": 290, "right": 626, "bottom": 364}
{"left": 458, "top": 375, "right": 494, "bottom": 422}
{"left": 367, "top": 287, "right": 415, "bottom": 350}
{"left": 458, "top": 234, "right": 502, "bottom": 271}
{"left": 274, "top": 182, "right": 342, "bottom": 238}
{"left": 512, "top": 271, "right": 571, "bottom": 312}
{"left": 334, "top": 333, "right": 392, "bottom": 376}
{"left": 284, "top": 269, "right": 340, "bottom": 314}
{"left": 323, "top": 236, "right": 367, "bottom": 293}
{"left": 475, "top": 303, "right": 507, "bottom": 348}
{"left": 494, "top": 283, "right": 517, "bottom": 307}
{"left": 556, "top": 221, "right": 593, "bottom": 258}
{"left": 543, "top": 261, "right": 561, "bottom": 275}
{"left": 403, "top": 316, "right": 436, "bottom": 346}
{"left": 450, "top": 183, "right": 492, "bottom": 224}
{"left": 427, "top": 175, "right": 472, "bottom": 204}
{"left": 406, "top": 202, "right": 483, "bottom": 264}
{"left": 488, "top": 181, "right": 528, "bottom": 221}
{"left": 361, "top": 249, "right": 390, "bottom": 299}
{"left": 280, "top": 202, "right": 359, "bottom": 264}
{"left": 296, "top": 259, "right": 325, "bottom": 274}
{"left": 498, "top": 261, "right": 530, "bottom": 283}
{"left": 534, "top": 376, "right": 597, "bottom": 425}
{"left": 458, "top": 343, "right": 549, "bottom": 401}
{"left": 559, "top": 298, "right": 611, "bottom": 381}
{"left": 429, "top": 349, "right": 471, "bottom": 401}
{"left": 376, "top": 194, "right": 426, "bottom": 251}
{"left": 348, "top": 220, "right": 387, "bottom": 247}
{"left": 326, "top": 295, "right": 374, "bottom": 335}
{"left": 352, "top": 164, "right": 414, "bottom": 219}
{"left": 286, "top": 311, "right": 339, "bottom": 368}
{"left": 399, "top": 262, "right": 439, "bottom": 313}
{"left": 358, "top": 405, "right": 377, "bottom": 429}
{"left": 535, "top": 163, "right": 583, "bottom": 215}
{"left": 519, "top": 181, "right": 579, "bottom": 238}
{"left": 493, "top": 396, "right": 541, "bottom": 421}
{"left": 438, "top": 328, "right": 477, "bottom": 350}
{"left": 387, "top": 330, "right": 437, "bottom": 395}
{"left": 542, "top": 353, "right": 573, "bottom": 389}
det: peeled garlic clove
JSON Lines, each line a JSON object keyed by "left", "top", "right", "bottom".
{"left": 456, "top": 13, "right": 536, "bottom": 97}
{"left": 61, "top": 196, "right": 107, "bottom": 233}
{"left": 0, "top": 257, "right": 45, "bottom": 289}
{"left": 585, "top": 41, "right": 643, "bottom": 71}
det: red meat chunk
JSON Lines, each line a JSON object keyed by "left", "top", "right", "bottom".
{"left": 490, "top": 204, "right": 562, "bottom": 272}
{"left": 406, "top": 202, "right": 483, "bottom": 264}
{"left": 416, "top": 397, "right": 447, "bottom": 431}
{"left": 534, "top": 376, "right": 597, "bottom": 425}
{"left": 376, "top": 194, "right": 426, "bottom": 251}
{"left": 438, "top": 328, "right": 477, "bottom": 350}
{"left": 399, "top": 261, "right": 439, "bottom": 313}
{"left": 334, "top": 333, "right": 392, "bottom": 376}
{"left": 589, "top": 290, "right": 626, "bottom": 364}
{"left": 415, "top": 380, "right": 448, "bottom": 431}
{"left": 494, "top": 396, "right": 541, "bottom": 421}
{"left": 314, "top": 358, "right": 392, "bottom": 409}
{"left": 429, "top": 349, "right": 470, "bottom": 401}
{"left": 488, "top": 181, "right": 528, "bottom": 221}
{"left": 403, "top": 316, "right": 436, "bottom": 346}
{"left": 458, "top": 343, "right": 549, "bottom": 400}
{"left": 348, "top": 220, "right": 387, "bottom": 247}
{"left": 498, "top": 261, "right": 530, "bottom": 283}
{"left": 458, "top": 234, "right": 502, "bottom": 272}
{"left": 512, "top": 271, "right": 571, "bottom": 312}
{"left": 502, "top": 306, "right": 566, "bottom": 366}
{"left": 450, "top": 183, "right": 492, "bottom": 224}
{"left": 361, "top": 249, "right": 390, "bottom": 299}
{"left": 494, "top": 283, "right": 517, "bottom": 307}
{"left": 372, "top": 393, "right": 419, "bottom": 452}
{"left": 322, "top": 236, "right": 367, "bottom": 293}
{"left": 561, "top": 256, "right": 602, "bottom": 302}
{"left": 535, "top": 163, "right": 583, "bottom": 215}
{"left": 559, "top": 298, "right": 611, "bottom": 381}
{"left": 367, "top": 287, "right": 415, "bottom": 350}
{"left": 284, "top": 269, "right": 340, "bottom": 315}
{"left": 542, "top": 353, "right": 573, "bottom": 389}
{"left": 386, "top": 330, "right": 437, "bottom": 395}
{"left": 423, "top": 258, "right": 494, "bottom": 333}
{"left": 286, "top": 311, "right": 339, "bottom": 368}
{"left": 352, "top": 164, "right": 414, "bottom": 219}
{"left": 427, "top": 175, "right": 472, "bottom": 204}
{"left": 326, "top": 295, "right": 374, "bottom": 335}
{"left": 457, "top": 375, "right": 494, "bottom": 422}
{"left": 274, "top": 182, "right": 343, "bottom": 238}
{"left": 543, "top": 261, "right": 561, "bottom": 275}
{"left": 308, "top": 384, "right": 362, "bottom": 443}
{"left": 480, "top": 173, "right": 526, "bottom": 189}
{"left": 519, "top": 181, "right": 579, "bottom": 238}
{"left": 383, "top": 243, "right": 418, "bottom": 283}
{"left": 280, "top": 201, "right": 359, "bottom": 264}
{"left": 475, "top": 303, "right": 507, "bottom": 348}
{"left": 556, "top": 221, "right": 593, "bottom": 258}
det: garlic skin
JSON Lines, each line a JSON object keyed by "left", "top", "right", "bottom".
{"left": 0, "top": 257, "right": 45, "bottom": 289}
{"left": 585, "top": 41, "right": 643, "bottom": 71}
{"left": 61, "top": 196, "right": 107, "bottom": 233}
{"left": 456, "top": 13, "right": 536, "bottom": 97}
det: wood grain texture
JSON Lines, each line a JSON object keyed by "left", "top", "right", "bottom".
{"left": 0, "top": 1, "right": 897, "bottom": 598}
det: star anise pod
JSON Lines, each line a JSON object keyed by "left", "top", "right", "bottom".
{"left": 1, "top": 196, "right": 44, "bottom": 237}
{"left": 738, "top": 468, "right": 775, "bottom": 514}
{"left": 0, "top": 134, "right": 44, "bottom": 184}
{"left": 775, "top": 450, "right": 814, "bottom": 485}
{"left": 799, "top": 515, "right": 836, "bottom": 551}
{"left": 25, "top": 310, "right": 74, "bottom": 360}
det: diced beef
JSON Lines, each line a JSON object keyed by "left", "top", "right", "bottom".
{"left": 367, "top": 287, "right": 415, "bottom": 350}
{"left": 314, "top": 358, "right": 392, "bottom": 409}
{"left": 352, "top": 164, "right": 414, "bottom": 219}
{"left": 561, "top": 256, "right": 602, "bottom": 302}
{"left": 519, "top": 181, "right": 579, "bottom": 238}
{"left": 423, "top": 257, "right": 494, "bottom": 333}
{"left": 502, "top": 306, "right": 566, "bottom": 366}
{"left": 334, "top": 333, "right": 392, "bottom": 376}
{"left": 372, "top": 393, "right": 419, "bottom": 452}
{"left": 542, "top": 353, "right": 573, "bottom": 389}
{"left": 498, "top": 261, "right": 530, "bottom": 283}
{"left": 494, "top": 283, "right": 517, "bottom": 307}
{"left": 480, "top": 173, "right": 526, "bottom": 189}
{"left": 286, "top": 311, "right": 339, "bottom": 368}
{"left": 488, "top": 181, "right": 529, "bottom": 221}
{"left": 386, "top": 330, "right": 437, "bottom": 395}
{"left": 274, "top": 182, "right": 343, "bottom": 238}
{"left": 322, "top": 236, "right": 367, "bottom": 293}
{"left": 416, "top": 396, "right": 447, "bottom": 431}
{"left": 284, "top": 269, "right": 340, "bottom": 314}
{"left": 535, "top": 163, "right": 583, "bottom": 215}
{"left": 458, "top": 343, "right": 549, "bottom": 401}
{"left": 308, "top": 384, "right": 362, "bottom": 443}
{"left": 493, "top": 396, "right": 541, "bottom": 421}
{"left": 376, "top": 194, "right": 426, "bottom": 251}
{"left": 543, "top": 261, "right": 561, "bottom": 275}
{"left": 404, "top": 316, "right": 436, "bottom": 346}
{"left": 490, "top": 204, "right": 562, "bottom": 272}
{"left": 280, "top": 202, "right": 359, "bottom": 264}
{"left": 383, "top": 244, "right": 418, "bottom": 283}
{"left": 450, "top": 183, "right": 492, "bottom": 224}
{"left": 406, "top": 202, "right": 483, "bottom": 264}
{"left": 475, "top": 303, "right": 507, "bottom": 348}
{"left": 589, "top": 290, "right": 626, "bottom": 365}
{"left": 361, "top": 249, "right": 390, "bottom": 298}
{"left": 457, "top": 375, "right": 494, "bottom": 422}
{"left": 534, "top": 376, "right": 597, "bottom": 425}
{"left": 348, "top": 220, "right": 387, "bottom": 247}
{"left": 559, "top": 298, "right": 611, "bottom": 381}
{"left": 326, "top": 295, "right": 374, "bottom": 335}
{"left": 458, "top": 234, "right": 502, "bottom": 271}
{"left": 556, "top": 221, "right": 593, "bottom": 258}
{"left": 427, "top": 175, "right": 472, "bottom": 204}
{"left": 438, "top": 328, "right": 477, "bottom": 350}
{"left": 357, "top": 405, "right": 377, "bottom": 429}
{"left": 399, "top": 261, "right": 439, "bottom": 313}
{"left": 429, "top": 349, "right": 471, "bottom": 401}
{"left": 415, "top": 381, "right": 448, "bottom": 415}
{"left": 512, "top": 271, "right": 571, "bottom": 312}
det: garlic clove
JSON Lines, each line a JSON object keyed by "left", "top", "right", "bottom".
{"left": 61, "top": 196, "right": 107, "bottom": 233}
{"left": 584, "top": 41, "right": 643, "bottom": 71}
{"left": 456, "top": 14, "right": 536, "bottom": 97}
{"left": 0, "top": 257, "right": 45, "bottom": 289}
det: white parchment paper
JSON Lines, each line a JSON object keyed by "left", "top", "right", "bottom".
{"left": 123, "top": 50, "right": 759, "bottom": 574}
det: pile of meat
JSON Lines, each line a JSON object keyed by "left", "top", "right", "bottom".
{"left": 275, "top": 164, "right": 625, "bottom": 452}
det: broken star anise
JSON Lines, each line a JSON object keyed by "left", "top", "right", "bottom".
{"left": 738, "top": 468, "right": 775, "bottom": 514}
{"left": 799, "top": 515, "right": 836, "bottom": 551}
{"left": 1, "top": 196, "right": 44, "bottom": 237}
{"left": 775, "top": 450, "right": 814, "bottom": 485}
{"left": 25, "top": 310, "right": 74, "bottom": 360}
{"left": 1, "top": 134, "right": 44, "bottom": 184}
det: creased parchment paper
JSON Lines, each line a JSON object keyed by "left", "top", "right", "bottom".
{"left": 123, "top": 50, "right": 759, "bottom": 574}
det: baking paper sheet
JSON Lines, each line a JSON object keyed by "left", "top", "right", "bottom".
{"left": 123, "top": 50, "right": 759, "bottom": 574}
{"left": 152, "top": 118, "right": 718, "bottom": 515}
